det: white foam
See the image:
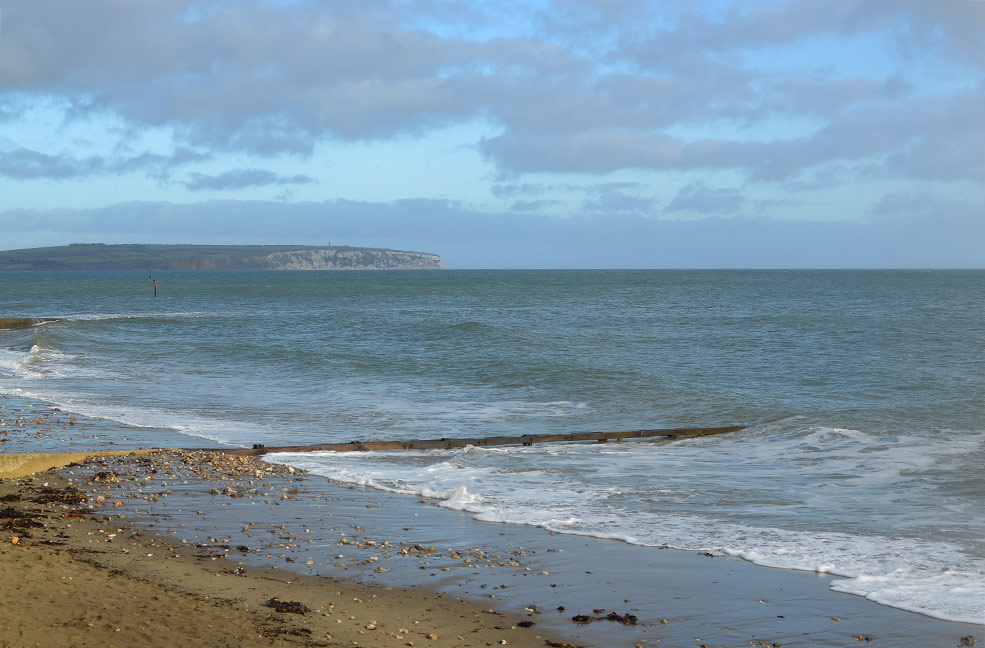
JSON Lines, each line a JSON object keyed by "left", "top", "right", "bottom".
{"left": 830, "top": 568, "right": 985, "bottom": 623}
{"left": 0, "top": 384, "right": 269, "bottom": 448}
{"left": 0, "top": 344, "right": 54, "bottom": 378}
{"left": 266, "top": 429, "right": 985, "bottom": 626}
{"left": 0, "top": 348, "right": 27, "bottom": 377}
{"left": 64, "top": 311, "right": 210, "bottom": 321}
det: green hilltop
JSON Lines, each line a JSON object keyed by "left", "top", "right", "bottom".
{"left": 0, "top": 243, "right": 444, "bottom": 271}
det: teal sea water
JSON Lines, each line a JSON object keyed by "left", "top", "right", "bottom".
{"left": 1, "top": 269, "right": 983, "bottom": 624}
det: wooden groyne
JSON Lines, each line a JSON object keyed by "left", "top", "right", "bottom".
{"left": 0, "top": 427, "right": 742, "bottom": 477}
{"left": 219, "top": 425, "right": 745, "bottom": 456}
{"left": 0, "top": 318, "right": 62, "bottom": 330}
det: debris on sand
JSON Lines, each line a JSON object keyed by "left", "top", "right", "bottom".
{"left": 31, "top": 486, "right": 89, "bottom": 505}
{"left": 262, "top": 598, "right": 311, "bottom": 615}
{"left": 0, "top": 506, "right": 43, "bottom": 530}
{"left": 570, "top": 610, "right": 638, "bottom": 625}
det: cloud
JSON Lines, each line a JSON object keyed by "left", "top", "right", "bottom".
{"left": 120, "top": 146, "right": 214, "bottom": 181}
{"left": 0, "top": 0, "right": 980, "bottom": 186}
{"left": 0, "top": 144, "right": 213, "bottom": 181}
{"left": 479, "top": 84, "right": 985, "bottom": 183}
{"left": 491, "top": 182, "right": 549, "bottom": 198}
{"left": 781, "top": 165, "right": 854, "bottom": 192}
{"left": 0, "top": 147, "right": 106, "bottom": 179}
{"left": 582, "top": 183, "right": 655, "bottom": 214}
{"left": 182, "top": 168, "right": 316, "bottom": 191}
{"left": 479, "top": 129, "right": 692, "bottom": 175}
{"left": 665, "top": 184, "right": 744, "bottom": 215}
{"left": 165, "top": 146, "right": 212, "bottom": 168}
{"left": 0, "top": 1, "right": 489, "bottom": 152}
{"left": 611, "top": 0, "right": 985, "bottom": 68}
{"left": 508, "top": 199, "right": 558, "bottom": 212}
{"left": 870, "top": 189, "right": 967, "bottom": 219}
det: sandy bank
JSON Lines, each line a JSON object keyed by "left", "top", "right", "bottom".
{"left": 0, "top": 450, "right": 158, "bottom": 479}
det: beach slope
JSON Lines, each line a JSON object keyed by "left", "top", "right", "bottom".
{"left": 0, "top": 471, "right": 572, "bottom": 648}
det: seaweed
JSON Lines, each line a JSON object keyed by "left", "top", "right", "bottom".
{"left": 262, "top": 598, "right": 310, "bottom": 615}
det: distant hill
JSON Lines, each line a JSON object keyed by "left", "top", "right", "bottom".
{"left": 0, "top": 244, "right": 445, "bottom": 271}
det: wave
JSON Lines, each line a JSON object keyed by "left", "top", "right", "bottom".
{"left": 63, "top": 311, "right": 210, "bottom": 322}
{"left": 0, "top": 327, "right": 42, "bottom": 353}
{"left": 0, "top": 384, "right": 265, "bottom": 450}
{"left": 0, "top": 347, "right": 27, "bottom": 378}
{"left": 0, "top": 343, "right": 68, "bottom": 379}
{"left": 266, "top": 428, "right": 985, "bottom": 626}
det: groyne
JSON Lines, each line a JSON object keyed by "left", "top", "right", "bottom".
{"left": 0, "top": 426, "right": 744, "bottom": 477}
{"left": 0, "top": 318, "right": 61, "bottom": 330}
{"left": 219, "top": 425, "right": 746, "bottom": 456}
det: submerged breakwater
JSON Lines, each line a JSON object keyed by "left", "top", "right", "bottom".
{"left": 1, "top": 269, "right": 983, "bottom": 625}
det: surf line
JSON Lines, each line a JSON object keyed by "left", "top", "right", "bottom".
{"left": 216, "top": 425, "right": 746, "bottom": 456}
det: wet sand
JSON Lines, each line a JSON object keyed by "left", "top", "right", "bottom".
{"left": 2, "top": 395, "right": 983, "bottom": 647}
{"left": 1, "top": 470, "right": 575, "bottom": 648}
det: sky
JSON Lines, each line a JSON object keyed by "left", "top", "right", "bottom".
{"left": 0, "top": 0, "right": 983, "bottom": 268}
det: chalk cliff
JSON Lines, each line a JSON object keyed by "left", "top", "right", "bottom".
{"left": 262, "top": 248, "right": 444, "bottom": 270}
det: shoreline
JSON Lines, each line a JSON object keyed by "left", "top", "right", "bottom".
{"left": 2, "top": 394, "right": 983, "bottom": 647}
{"left": 0, "top": 470, "right": 567, "bottom": 648}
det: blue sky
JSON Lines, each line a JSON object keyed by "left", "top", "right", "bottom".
{"left": 1, "top": 0, "right": 983, "bottom": 268}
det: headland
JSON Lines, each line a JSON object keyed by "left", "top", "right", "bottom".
{"left": 0, "top": 243, "right": 445, "bottom": 271}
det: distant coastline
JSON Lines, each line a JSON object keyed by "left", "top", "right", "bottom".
{"left": 0, "top": 243, "right": 445, "bottom": 271}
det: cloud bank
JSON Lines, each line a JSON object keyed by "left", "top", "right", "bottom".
{"left": 1, "top": 0, "right": 982, "bottom": 183}
{"left": 0, "top": 1, "right": 982, "bottom": 266}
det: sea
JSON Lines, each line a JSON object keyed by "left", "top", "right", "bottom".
{"left": 1, "top": 269, "right": 983, "bottom": 626}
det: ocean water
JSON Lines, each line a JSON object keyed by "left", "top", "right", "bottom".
{"left": 1, "top": 269, "right": 983, "bottom": 625}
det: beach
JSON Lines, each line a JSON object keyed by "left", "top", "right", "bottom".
{"left": 1, "top": 470, "right": 579, "bottom": 648}
{"left": 2, "top": 269, "right": 984, "bottom": 646}
{"left": 2, "top": 395, "right": 982, "bottom": 648}
{"left": 4, "top": 0, "right": 984, "bottom": 638}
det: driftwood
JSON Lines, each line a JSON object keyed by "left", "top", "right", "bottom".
{"left": 218, "top": 425, "right": 744, "bottom": 456}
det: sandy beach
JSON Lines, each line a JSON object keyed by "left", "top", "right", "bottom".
{"left": 1, "top": 465, "right": 578, "bottom": 648}
{"left": 2, "top": 396, "right": 983, "bottom": 647}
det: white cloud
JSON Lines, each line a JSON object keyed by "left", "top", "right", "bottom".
{"left": 183, "top": 168, "right": 315, "bottom": 191}
{"left": 1, "top": 0, "right": 981, "bottom": 181}
{"left": 0, "top": 0, "right": 982, "bottom": 265}
{"left": 665, "top": 183, "right": 744, "bottom": 215}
